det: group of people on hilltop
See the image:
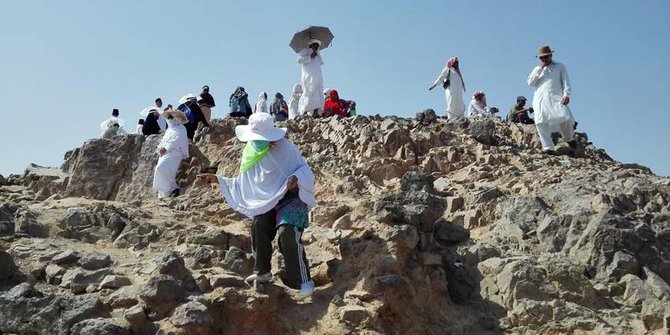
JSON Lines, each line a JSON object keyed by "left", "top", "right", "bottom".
{"left": 224, "top": 39, "right": 355, "bottom": 122}
{"left": 429, "top": 45, "right": 576, "bottom": 155}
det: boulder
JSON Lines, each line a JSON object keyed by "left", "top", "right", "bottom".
{"left": 70, "top": 318, "right": 131, "bottom": 335}
{"left": 170, "top": 300, "right": 214, "bottom": 334}
{"left": 222, "top": 246, "right": 254, "bottom": 276}
{"left": 29, "top": 294, "right": 105, "bottom": 335}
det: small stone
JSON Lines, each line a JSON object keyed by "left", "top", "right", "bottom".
{"left": 340, "top": 305, "right": 370, "bottom": 324}
{"left": 45, "top": 263, "right": 66, "bottom": 284}
{"left": 210, "top": 273, "right": 246, "bottom": 289}
{"left": 78, "top": 252, "right": 112, "bottom": 270}
{"left": 99, "top": 275, "right": 131, "bottom": 290}
{"left": 124, "top": 305, "right": 147, "bottom": 332}
{"left": 52, "top": 249, "right": 80, "bottom": 265}
{"left": 170, "top": 301, "right": 213, "bottom": 327}
{"left": 446, "top": 196, "right": 464, "bottom": 213}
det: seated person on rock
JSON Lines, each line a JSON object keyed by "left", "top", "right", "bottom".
{"left": 322, "top": 89, "right": 348, "bottom": 118}
{"left": 508, "top": 96, "right": 535, "bottom": 124}
{"left": 468, "top": 91, "right": 491, "bottom": 118}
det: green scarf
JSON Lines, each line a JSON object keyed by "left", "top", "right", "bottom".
{"left": 240, "top": 140, "right": 270, "bottom": 172}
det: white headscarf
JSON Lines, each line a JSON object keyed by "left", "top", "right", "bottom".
{"left": 254, "top": 92, "right": 268, "bottom": 114}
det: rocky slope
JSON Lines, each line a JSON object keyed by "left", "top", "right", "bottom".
{"left": 0, "top": 112, "right": 669, "bottom": 335}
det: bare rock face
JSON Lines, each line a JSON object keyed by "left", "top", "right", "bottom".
{"left": 1, "top": 115, "right": 669, "bottom": 335}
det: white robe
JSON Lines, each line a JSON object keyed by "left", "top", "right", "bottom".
{"left": 527, "top": 62, "right": 572, "bottom": 125}
{"left": 254, "top": 93, "right": 268, "bottom": 114}
{"left": 133, "top": 124, "right": 143, "bottom": 134}
{"left": 432, "top": 67, "right": 465, "bottom": 119}
{"left": 217, "top": 138, "right": 316, "bottom": 218}
{"left": 152, "top": 122, "right": 189, "bottom": 198}
{"left": 297, "top": 48, "right": 324, "bottom": 114}
{"left": 100, "top": 116, "right": 125, "bottom": 131}
{"left": 468, "top": 99, "right": 490, "bottom": 118}
{"left": 288, "top": 84, "right": 303, "bottom": 120}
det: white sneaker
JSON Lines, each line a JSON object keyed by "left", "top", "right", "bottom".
{"left": 299, "top": 280, "right": 314, "bottom": 299}
{"left": 245, "top": 272, "right": 272, "bottom": 283}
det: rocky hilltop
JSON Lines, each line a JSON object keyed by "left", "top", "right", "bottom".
{"left": 1, "top": 112, "right": 669, "bottom": 335}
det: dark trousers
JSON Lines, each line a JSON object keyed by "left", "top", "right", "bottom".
{"left": 251, "top": 210, "right": 311, "bottom": 289}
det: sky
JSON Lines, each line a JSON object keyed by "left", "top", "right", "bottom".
{"left": 1, "top": 0, "right": 669, "bottom": 177}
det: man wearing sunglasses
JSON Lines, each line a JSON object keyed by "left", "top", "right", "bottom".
{"left": 527, "top": 45, "right": 575, "bottom": 155}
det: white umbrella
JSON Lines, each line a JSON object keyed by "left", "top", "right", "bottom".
{"left": 139, "top": 106, "right": 159, "bottom": 117}
{"left": 178, "top": 94, "right": 197, "bottom": 105}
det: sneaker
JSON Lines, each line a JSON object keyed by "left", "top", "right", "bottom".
{"left": 170, "top": 188, "right": 180, "bottom": 198}
{"left": 299, "top": 280, "right": 314, "bottom": 299}
{"left": 542, "top": 149, "right": 556, "bottom": 156}
{"left": 245, "top": 272, "right": 272, "bottom": 283}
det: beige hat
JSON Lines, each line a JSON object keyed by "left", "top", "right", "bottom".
{"left": 538, "top": 45, "right": 554, "bottom": 57}
{"left": 164, "top": 109, "right": 189, "bottom": 124}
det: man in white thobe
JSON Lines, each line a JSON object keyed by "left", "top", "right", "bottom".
{"left": 152, "top": 110, "right": 189, "bottom": 199}
{"left": 429, "top": 57, "right": 466, "bottom": 120}
{"left": 527, "top": 45, "right": 575, "bottom": 154}
{"left": 298, "top": 39, "right": 324, "bottom": 117}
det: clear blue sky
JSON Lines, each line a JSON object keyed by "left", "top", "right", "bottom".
{"left": 1, "top": 1, "right": 669, "bottom": 176}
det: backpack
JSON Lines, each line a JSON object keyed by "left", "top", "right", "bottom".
{"left": 178, "top": 104, "right": 197, "bottom": 124}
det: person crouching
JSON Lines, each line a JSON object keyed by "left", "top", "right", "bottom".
{"left": 197, "top": 112, "right": 317, "bottom": 299}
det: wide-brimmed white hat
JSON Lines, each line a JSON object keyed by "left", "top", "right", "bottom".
{"left": 178, "top": 93, "right": 197, "bottom": 105}
{"left": 164, "top": 109, "right": 189, "bottom": 124}
{"left": 235, "top": 112, "right": 286, "bottom": 142}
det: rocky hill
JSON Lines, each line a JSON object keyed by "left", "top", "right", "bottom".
{"left": 0, "top": 112, "right": 669, "bottom": 335}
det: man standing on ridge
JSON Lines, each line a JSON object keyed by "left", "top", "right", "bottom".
{"left": 199, "top": 85, "right": 216, "bottom": 122}
{"left": 527, "top": 45, "right": 575, "bottom": 154}
{"left": 429, "top": 57, "right": 466, "bottom": 121}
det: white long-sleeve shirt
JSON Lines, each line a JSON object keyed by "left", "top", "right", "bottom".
{"left": 217, "top": 138, "right": 316, "bottom": 218}
{"left": 527, "top": 61, "right": 572, "bottom": 124}
{"left": 527, "top": 62, "right": 571, "bottom": 97}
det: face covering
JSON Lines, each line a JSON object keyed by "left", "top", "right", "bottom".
{"left": 167, "top": 118, "right": 178, "bottom": 126}
{"left": 240, "top": 140, "right": 271, "bottom": 172}
{"left": 250, "top": 140, "right": 269, "bottom": 151}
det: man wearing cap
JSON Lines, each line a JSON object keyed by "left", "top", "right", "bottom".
{"left": 199, "top": 85, "right": 216, "bottom": 123}
{"left": 297, "top": 39, "right": 325, "bottom": 117}
{"left": 527, "top": 45, "right": 575, "bottom": 154}
{"left": 152, "top": 109, "right": 190, "bottom": 199}
{"left": 197, "top": 113, "right": 316, "bottom": 299}
{"left": 508, "top": 96, "right": 535, "bottom": 124}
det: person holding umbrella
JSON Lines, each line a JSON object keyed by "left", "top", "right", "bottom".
{"left": 290, "top": 26, "right": 333, "bottom": 117}
{"left": 297, "top": 39, "right": 325, "bottom": 117}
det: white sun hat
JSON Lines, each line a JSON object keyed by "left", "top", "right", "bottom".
{"left": 178, "top": 93, "right": 197, "bottom": 105}
{"left": 234, "top": 112, "right": 287, "bottom": 142}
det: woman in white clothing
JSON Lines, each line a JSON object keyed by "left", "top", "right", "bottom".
{"left": 254, "top": 92, "right": 268, "bottom": 114}
{"left": 429, "top": 56, "right": 466, "bottom": 120}
{"left": 288, "top": 84, "right": 303, "bottom": 120}
{"left": 197, "top": 113, "right": 316, "bottom": 299}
